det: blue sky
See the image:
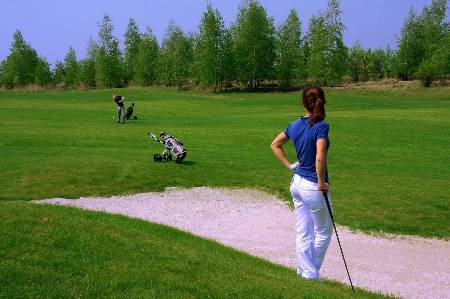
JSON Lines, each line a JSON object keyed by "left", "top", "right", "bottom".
{"left": 0, "top": 0, "right": 433, "bottom": 65}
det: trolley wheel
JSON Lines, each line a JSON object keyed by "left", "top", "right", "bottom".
{"left": 175, "top": 152, "right": 186, "bottom": 164}
{"left": 154, "top": 154, "right": 162, "bottom": 162}
{"left": 167, "top": 154, "right": 173, "bottom": 161}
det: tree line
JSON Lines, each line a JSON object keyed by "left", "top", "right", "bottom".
{"left": 0, "top": 0, "right": 448, "bottom": 90}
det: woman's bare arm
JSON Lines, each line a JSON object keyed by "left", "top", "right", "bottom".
{"left": 316, "top": 139, "right": 329, "bottom": 192}
{"left": 270, "top": 131, "right": 291, "bottom": 170}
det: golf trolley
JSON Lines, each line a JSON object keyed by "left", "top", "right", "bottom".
{"left": 125, "top": 103, "right": 137, "bottom": 120}
{"left": 147, "top": 132, "right": 187, "bottom": 163}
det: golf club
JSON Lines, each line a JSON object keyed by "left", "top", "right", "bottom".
{"left": 323, "top": 192, "right": 355, "bottom": 294}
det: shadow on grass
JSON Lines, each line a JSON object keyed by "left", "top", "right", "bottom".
{"left": 122, "top": 120, "right": 145, "bottom": 124}
{"left": 149, "top": 160, "right": 196, "bottom": 166}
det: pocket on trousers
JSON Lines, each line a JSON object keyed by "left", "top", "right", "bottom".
{"left": 299, "top": 189, "right": 326, "bottom": 212}
{"left": 299, "top": 178, "right": 319, "bottom": 191}
{"left": 308, "top": 196, "right": 326, "bottom": 212}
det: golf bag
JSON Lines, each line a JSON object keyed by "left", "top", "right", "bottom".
{"left": 125, "top": 103, "right": 137, "bottom": 120}
{"left": 147, "top": 131, "right": 187, "bottom": 163}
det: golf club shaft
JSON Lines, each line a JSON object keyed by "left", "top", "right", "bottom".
{"left": 323, "top": 192, "right": 355, "bottom": 294}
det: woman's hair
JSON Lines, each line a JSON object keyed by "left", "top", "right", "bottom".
{"left": 302, "top": 86, "right": 326, "bottom": 127}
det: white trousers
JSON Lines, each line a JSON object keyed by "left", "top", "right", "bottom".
{"left": 117, "top": 106, "right": 125, "bottom": 123}
{"left": 290, "top": 174, "right": 333, "bottom": 280}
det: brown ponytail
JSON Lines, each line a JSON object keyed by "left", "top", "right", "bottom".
{"left": 302, "top": 86, "right": 326, "bottom": 127}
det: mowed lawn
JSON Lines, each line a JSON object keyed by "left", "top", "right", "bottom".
{"left": 0, "top": 87, "right": 449, "bottom": 238}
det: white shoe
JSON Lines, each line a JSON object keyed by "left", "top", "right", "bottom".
{"left": 305, "top": 277, "right": 324, "bottom": 283}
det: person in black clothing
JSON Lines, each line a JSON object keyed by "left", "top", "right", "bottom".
{"left": 113, "top": 95, "right": 125, "bottom": 123}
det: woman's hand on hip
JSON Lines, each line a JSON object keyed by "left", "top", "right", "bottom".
{"left": 318, "top": 182, "right": 329, "bottom": 193}
{"left": 288, "top": 161, "right": 300, "bottom": 172}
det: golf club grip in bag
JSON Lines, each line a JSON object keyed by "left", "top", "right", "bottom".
{"left": 147, "top": 133, "right": 165, "bottom": 145}
{"left": 323, "top": 192, "right": 355, "bottom": 294}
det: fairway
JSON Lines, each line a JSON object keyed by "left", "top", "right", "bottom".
{"left": 0, "top": 87, "right": 449, "bottom": 238}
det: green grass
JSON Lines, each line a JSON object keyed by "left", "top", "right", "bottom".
{"left": 0, "top": 201, "right": 388, "bottom": 298}
{"left": 0, "top": 86, "right": 449, "bottom": 239}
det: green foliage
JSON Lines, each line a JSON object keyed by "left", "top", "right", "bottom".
{"left": 63, "top": 47, "right": 79, "bottom": 87}
{"left": 347, "top": 41, "right": 365, "bottom": 82}
{"left": 383, "top": 45, "right": 398, "bottom": 78}
{"left": 124, "top": 18, "right": 142, "bottom": 84}
{"left": 416, "top": 31, "right": 450, "bottom": 87}
{"left": 221, "top": 29, "right": 236, "bottom": 88}
{"left": 438, "top": 32, "right": 450, "bottom": 74}
{"left": 1, "top": 30, "right": 39, "bottom": 87}
{"left": 397, "top": 0, "right": 448, "bottom": 81}
{"left": 348, "top": 43, "right": 400, "bottom": 82}
{"left": 233, "top": 0, "right": 276, "bottom": 87}
{"left": 135, "top": 28, "right": 159, "bottom": 86}
{"left": 305, "top": 16, "right": 329, "bottom": 84}
{"left": 416, "top": 60, "right": 440, "bottom": 87}
{"left": 79, "top": 59, "right": 96, "bottom": 88}
{"left": 396, "top": 9, "right": 426, "bottom": 80}
{"left": 193, "top": 3, "right": 227, "bottom": 90}
{"left": 305, "top": 0, "right": 347, "bottom": 85}
{"left": 52, "top": 61, "right": 65, "bottom": 85}
{"left": 34, "top": 57, "right": 53, "bottom": 86}
{"left": 421, "top": 0, "right": 448, "bottom": 54}
{"left": 79, "top": 37, "right": 97, "bottom": 88}
{"left": 325, "top": 0, "right": 348, "bottom": 82}
{"left": 276, "top": 9, "right": 303, "bottom": 88}
{"left": 173, "top": 34, "right": 194, "bottom": 90}
{"left": 96, "top": 15, "right": 123, "bottom": 88}
{"left": 370, "top": 48, "right": 387, "bottom": 80}
{"left": 158, "top": 21, "right": 193, "bottom": 89}
{"left": 0, "top": 61, "right": 5, "bottom": 86}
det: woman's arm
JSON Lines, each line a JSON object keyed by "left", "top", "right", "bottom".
{"left": 316, "top": 139, "right": 329, "bottom": 192}
{"left": 271, "top": 131, "right": 292, "bottom": 170}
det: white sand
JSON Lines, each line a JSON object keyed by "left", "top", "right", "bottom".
{"left": 36, "top": 187, "right": 450, "bottom": 299}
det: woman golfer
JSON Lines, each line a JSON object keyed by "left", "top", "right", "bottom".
{"left": 271, "top": 86, "right": 333, "bottom": 280}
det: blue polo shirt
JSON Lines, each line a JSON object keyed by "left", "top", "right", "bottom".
{"left": 284, "top": 116, "right": 329, "bottom": 183}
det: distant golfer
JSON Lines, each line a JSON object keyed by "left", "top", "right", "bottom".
{"left": 113, "top": 95, "right": 125, "bottom": 124}
{"left": 271, "top": 86, "right": 332, "bottom": 281}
